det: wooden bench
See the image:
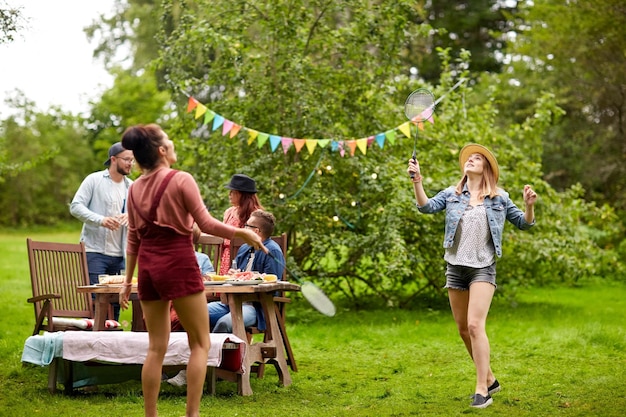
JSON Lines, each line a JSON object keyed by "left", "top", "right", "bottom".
{"left": 22, "top": 332, "right": 245, "bottom": 395}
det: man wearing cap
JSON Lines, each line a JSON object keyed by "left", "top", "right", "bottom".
{"left": 70, "top": 142, "right": 134, "bottom": 320}
{"left": 407, "top": 144, "right": 537, "bottom": 409}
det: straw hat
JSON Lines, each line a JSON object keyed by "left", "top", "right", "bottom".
{"left": 459, "top": 144, "right": 499, "bottom": 183}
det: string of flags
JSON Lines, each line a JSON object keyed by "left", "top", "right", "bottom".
{"left": 185, "top": 96, "right": 434, "bottom": 157}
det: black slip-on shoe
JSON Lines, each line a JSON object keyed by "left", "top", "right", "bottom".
{"left": 470, "top": 393, "right": 493, "bottom": 408}
{"left": 470, "top": 379, "right": 501, "bottom": 399}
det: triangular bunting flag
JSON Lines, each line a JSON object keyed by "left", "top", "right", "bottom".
{"left": 418, "top": 121, "right": 424, "bottom": 131}
{"left": 293, "top": 139, "right": 306, "bottom": 153}
{"left": 194, "top": 103, "right": 207, "bottom": 120}
{"left": 247, "top": 130, "right": 258, "bottom": 145}
{"left": 212, "top": 115, "right": 224, "bottom": 131}
{"left": 356, "top": 138, "right": 368, "bottom": 155}
{"left": 418, "top": 108, "right": 435, "bottom": 124}
{"left": 257, "top": 133, "right": 269, "bottom": 148}
{"left": 187, "top": 97, "right": 199, "bottom": 113}
{"left": 385, "top": 130, "right": 396, "bottom": 145}
{"left": 203, "top": 110, "right": 215, "bottom": 126}
{"left": 222, "top": 120, "right": 233, "bottom": 136}
{"left": 269, "top": 135, "right": 281, "bottom": 152}
{"left": 229, "top": 124, "right": 241, "bottom": 138}
{"left": 375, "top": 133, "right": 385, "bottom": 149}
{"left": 281, "top": 138, "right": 293, "bottom": 154}
{"left": 347, "top": 140, "right": 357, "bottom": 157}
{"left": 305, "top": 139, "right": 318, "bottom": 155}
{"left": 338, "top": 141, "right": 346, "bottom": 157}
{"left": 399, "top": 122, "right": 412, "bottom": 138}
{"left": 317, "top": 139, "right": 330, "bottom": 148}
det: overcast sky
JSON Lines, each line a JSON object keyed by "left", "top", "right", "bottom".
{"left": 0, "top": 0, "right": 116, "bottom": 117}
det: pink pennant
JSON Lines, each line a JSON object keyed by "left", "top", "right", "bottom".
{"left": 222, "top": 120, "right": 233, "bottom": 136}
{"left": 281, "top": 138, "right": 293, "bottom": 154}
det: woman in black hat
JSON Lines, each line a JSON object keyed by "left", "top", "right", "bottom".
{"left": 219, "top": 174, "right": 264, "bottom": 275}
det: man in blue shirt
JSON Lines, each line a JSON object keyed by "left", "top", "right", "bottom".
{"left": 209, "top": 209, "right": 284, "bottom": 332}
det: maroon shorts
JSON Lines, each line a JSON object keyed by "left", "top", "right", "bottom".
{"left": 137, "top": 231, "right": 204, "bottom": 301}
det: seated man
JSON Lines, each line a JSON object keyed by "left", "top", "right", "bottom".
{"left": 209, "top": 209, "right": 284, "bottom": 333}
{"left": 167, "top": 210, "right": 284, "bottom": 387}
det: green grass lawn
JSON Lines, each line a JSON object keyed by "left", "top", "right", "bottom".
{"left": 1, "top": 229, "right": 625, "bottom": 416}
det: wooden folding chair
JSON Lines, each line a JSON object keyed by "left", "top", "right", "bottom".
{"left": 26, "top": 238, "right": 97, "bottom": 336}
{"left": 195, "top": 234, "right": 224, "bottom": 273}
{"left": 26, "top": 238, "right": 120, "bottom": 393}
{"left": 231, "top": 233, "right": 298, "bottom": 375}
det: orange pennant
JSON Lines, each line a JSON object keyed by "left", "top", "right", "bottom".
{"left": 346, "top": 140, "right": 357, "bottom": 157}
{"left": 186, "top": 97, "right": 199, "bottom": 113}
{"left": 229, "top": 124, "right": 242, "bottom": 138}
{"left": 293, "top": 139, "right": 306, "bottom": 153}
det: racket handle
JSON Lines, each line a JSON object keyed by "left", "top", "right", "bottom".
{"left": 410, "top": 152, "right": 417, "bottom": 179}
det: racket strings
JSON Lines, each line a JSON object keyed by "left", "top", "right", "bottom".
{"left": 404, "top": 89, "right": 435, "bottom": 122}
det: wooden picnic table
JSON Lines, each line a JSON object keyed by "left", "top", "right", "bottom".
{"left": 76, "top": 281, "right": 300, "bottom": 395}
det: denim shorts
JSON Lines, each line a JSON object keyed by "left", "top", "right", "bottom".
{"left": 444, "top": 263, "right": 497, "bottom": 291}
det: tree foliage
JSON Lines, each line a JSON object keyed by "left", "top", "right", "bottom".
{"left": 499, "top": 0, "right": 626, "bottom": 211}
{"left": 85, "top": 67, "right": 171, "bottom": 163}
{"left": 0, "top": 100, "right": 95, "bottom": 226}
{"left": 0, "top": 0, "right": 24, "bottom": 45}
{"left": 148, "top": 0, "right": 622, "bottom": 307}
{"left": 409, "top": 0, "right": 521, "bottom": 82}
{"left": 1, "top": 0, "right": 622, "bottom": 308}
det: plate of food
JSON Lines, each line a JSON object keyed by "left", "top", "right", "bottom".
{"left": 204, "top": 281, "right": 227, "bottom": 286}
{"left": 227, "top": 279, "right": 263, "bottom": 286}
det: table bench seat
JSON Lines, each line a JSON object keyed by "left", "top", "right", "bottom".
{"left": 22, "top": 331, "right": 246, "bottom": 394}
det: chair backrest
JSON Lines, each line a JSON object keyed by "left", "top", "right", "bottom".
{"left": 195, "top": 234, "right": 224, "bottom": 273}
{"left": 230, "top": 233, "right": 287, "bottom": 277}
{"left": 27, "top": 238, "right": 93, "bottom": 324}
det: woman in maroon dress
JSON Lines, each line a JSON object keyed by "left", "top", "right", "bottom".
{"left": 118, "top": 124, "right": 265, "bottom": 417}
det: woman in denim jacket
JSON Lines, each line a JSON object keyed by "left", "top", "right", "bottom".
{"left": 407, "top": 144, "right": 537, "bottom": 409}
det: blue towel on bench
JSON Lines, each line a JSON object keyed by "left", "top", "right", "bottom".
{"left": 22, "top": 332, "right": 64, "bottom": 366}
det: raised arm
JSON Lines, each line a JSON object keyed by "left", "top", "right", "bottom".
{"left": 407, "top": 158, "right": 429, "bottom": 206}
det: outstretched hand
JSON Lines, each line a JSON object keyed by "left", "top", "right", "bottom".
{"left": 237, "top": 228, "right": 268, "bottom": 254}
{"left": 523, "top": 185, "right": 537, "bottom": 207}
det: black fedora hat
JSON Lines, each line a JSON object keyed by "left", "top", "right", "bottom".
{"left": 225, "top": 174, "right": 258, "bottom": 193}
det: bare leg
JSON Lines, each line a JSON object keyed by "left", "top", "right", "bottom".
{"left": 448, "top": 285, "right": 497, "bottom": 395}
{"left": 173, "top": 292, "right": 211, "bottom": 417}
{"left": 140, "top": 299, "right": 171, "bottom": 417}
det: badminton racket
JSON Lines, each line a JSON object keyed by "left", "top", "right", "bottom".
{"left": 404, "top": 89, "right": 435, "bottom": 178}
{"left": 269, "top": 253, "right": 336, "bottom": 317}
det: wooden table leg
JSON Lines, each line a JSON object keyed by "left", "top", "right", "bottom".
{"left": 258, "top": 292, "right": 292, "bottom": 387}
{"left": 130, "top": 294, "right": 146, "bottom": 332}
{"left": 93, "top": 294, "right": 113, "bottom": 331}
